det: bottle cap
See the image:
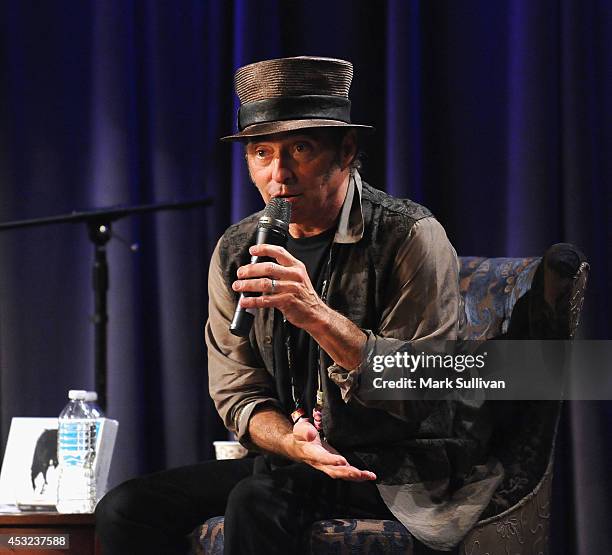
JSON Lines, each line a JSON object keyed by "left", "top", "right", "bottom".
{"left": 68, "top": 390, "right": 88, "bottom": 400}
{"left": 84, "top": 391, "right": 98, "bottom": 402}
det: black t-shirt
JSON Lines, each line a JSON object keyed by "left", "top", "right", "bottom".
{"left": 272, "top": 226, "right": 335, "bottom": 419}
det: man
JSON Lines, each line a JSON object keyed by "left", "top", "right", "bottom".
{"left": 96, "top": 56, "right": 501, "bottom": 555}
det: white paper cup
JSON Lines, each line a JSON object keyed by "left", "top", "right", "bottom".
{"left": 213, "top": 440, "right": 248, "bottom": 460}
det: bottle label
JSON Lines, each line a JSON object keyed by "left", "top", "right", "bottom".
{"left": 58, "top": 419, "right": 97, "bottom": 467}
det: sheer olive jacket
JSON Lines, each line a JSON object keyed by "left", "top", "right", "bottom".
{"left": 205, "top": 172, "right": 503, "bottom": 551}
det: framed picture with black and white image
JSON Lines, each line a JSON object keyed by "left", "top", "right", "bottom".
{"left": 0, "top": 417, "right": 118, "bottom": 511}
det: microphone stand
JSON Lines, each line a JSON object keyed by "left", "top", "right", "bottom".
{"left": 0, "top": 198, "right": 213, "bottom": 412}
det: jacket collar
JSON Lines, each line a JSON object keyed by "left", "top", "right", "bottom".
{"left": 333, "top": 170, "right": 364, "bottom": 244}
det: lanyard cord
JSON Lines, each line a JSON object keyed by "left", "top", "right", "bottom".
{"left": 285, "top": 243, "right": 334, "bottom": 424}
{"left": 316, "top": 245, "right": 334, "bottom": 405}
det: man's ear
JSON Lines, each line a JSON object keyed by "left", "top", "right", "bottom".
{"left": 341, "top": 130, "right": 358, "bottom": 170}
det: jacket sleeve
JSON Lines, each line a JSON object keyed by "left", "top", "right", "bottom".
{"left": 327, "top": 216, "right": 463, "bottom": 421}
{"left": 205, "top": 238, "right": 282, "bottom": 446}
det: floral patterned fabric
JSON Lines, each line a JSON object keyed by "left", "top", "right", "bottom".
{"left": 192, "top": 516, "right": 224, "bottom": 555}
{"left": 193, "top": 518, "right": 414, "bottom": 555}
{"left": 459, "top": 256, "right": 541, "bottom": 340}
{"left": 308, "top": 519, "right": 413, "bottom": 554}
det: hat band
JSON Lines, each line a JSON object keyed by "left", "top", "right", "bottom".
{"left": 238, "top": 95, "right": 351, "bottom": 130}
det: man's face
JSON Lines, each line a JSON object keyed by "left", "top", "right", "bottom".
{"left": 245, "top": 129, "right": 354, "bottom": 231}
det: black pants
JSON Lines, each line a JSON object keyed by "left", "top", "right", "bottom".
{"left": 95, "top": 455, "right": 457, "bottom": 555}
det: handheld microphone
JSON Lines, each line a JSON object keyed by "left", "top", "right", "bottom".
{"left": 229, "top": 198, "right": 291, "bottom": 337}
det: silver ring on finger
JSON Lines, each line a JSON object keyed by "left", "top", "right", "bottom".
{"left": 270, "top": 278, "right": 277, "bottom": 294}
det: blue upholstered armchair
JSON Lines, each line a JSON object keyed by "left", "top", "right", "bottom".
{"left": 195, "top": 244, "right": 589, "bottom": 555}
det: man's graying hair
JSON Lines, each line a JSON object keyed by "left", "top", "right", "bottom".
{"left": 325, "top": 128, "right": 363, "bottom": 173}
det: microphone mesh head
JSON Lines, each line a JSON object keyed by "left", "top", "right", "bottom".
{"left": 263, "top": 197, "right": 291, "bottom": 224}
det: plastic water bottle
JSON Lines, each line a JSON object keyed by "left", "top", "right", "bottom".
{"left": 56, "top": 390, "right": 97, "bottom": 513}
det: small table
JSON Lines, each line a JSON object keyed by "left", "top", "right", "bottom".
{"left": 0, "top": 512, "right": 99, "bottom": 554}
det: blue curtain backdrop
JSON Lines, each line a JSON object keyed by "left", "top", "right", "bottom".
{"left": 0, "top": 1, "right": 610, "bottom": 552}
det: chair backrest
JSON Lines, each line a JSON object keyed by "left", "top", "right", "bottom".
{"left": 458, "top": 256, "right": 541, "bottom": 340}
{"left": 458, "top": 246, "right": 589, "bottom": 519}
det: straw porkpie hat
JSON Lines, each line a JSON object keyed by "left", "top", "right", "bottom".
{"left": 221, "top": 56, "right": 374, "bottom": 141}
